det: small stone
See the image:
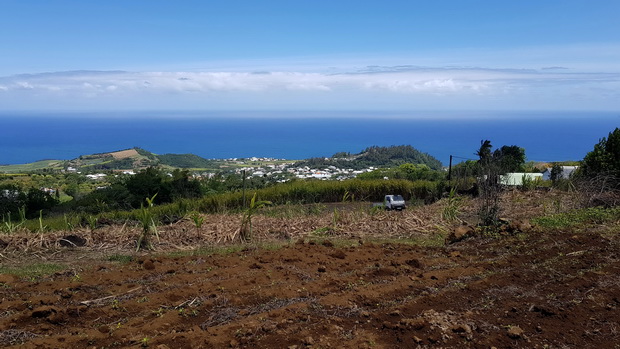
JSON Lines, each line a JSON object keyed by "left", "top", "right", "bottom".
{"left": 400, "top": 318, "right": 426, "bottom": 330}
{"left": 451, "top": 324, "right": 471, "bottom": 334}
{"left": 507, "top": 325, "right": 524, "bottom": 339}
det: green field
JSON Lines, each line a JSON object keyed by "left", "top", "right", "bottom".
{"left": 0, "top": 160, "right": 65, "bottom": 173}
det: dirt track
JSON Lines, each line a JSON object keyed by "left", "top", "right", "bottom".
{"left": 1, "top": 225, "right": 619, "bottom": 348}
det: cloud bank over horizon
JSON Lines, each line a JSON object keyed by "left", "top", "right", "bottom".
{"left": 1, "top": 62, "right": 619, "bottom": 112}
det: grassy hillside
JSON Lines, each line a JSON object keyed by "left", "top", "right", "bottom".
{"left": 0, "top": 160, "right": 65, "bottom": 173}
{"left": 1, "top": 144, "right": 443, "bottom": 173}
{"left": 0, "top": 148, "right": 223, "bottom": 173}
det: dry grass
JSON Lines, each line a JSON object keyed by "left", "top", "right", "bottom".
{"left": 109, "top": 149, "right": 139, "bottom": 159}
{"left": 0, "top": 190, "right": 580, "bottom": 253}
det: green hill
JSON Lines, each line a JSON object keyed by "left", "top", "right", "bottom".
{"left": 0, "top": 147, "right": 220, "bottom": 173}
{"left": 295, "top": 145, "right": 443, "bottom": 170}
{"left": 157, "top": 153, "right": 219, "bottom": 168}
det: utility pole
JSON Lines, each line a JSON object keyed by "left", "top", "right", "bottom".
{"left": 448, "top": 155, "right": 453, "bottom": 181}
{"left": 242, "top": 169, "right": 247, "bottom": 208}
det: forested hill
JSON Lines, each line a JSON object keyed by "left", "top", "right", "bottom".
{"left": 294, "top": 145, "right": 443, "bottom": 170}
{"left": 156, "top": 153, "right": 220, "bottom": 168}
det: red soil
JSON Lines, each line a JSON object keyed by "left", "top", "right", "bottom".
{"left": 1, "top": 227, "right": 619, "bottom": 348}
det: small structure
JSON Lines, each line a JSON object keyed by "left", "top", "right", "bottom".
{"left": 500, "top": 173, "right": 543, "bottom": 186}
{"left": 542, "top": 166, "right": 578, "bottom": 181}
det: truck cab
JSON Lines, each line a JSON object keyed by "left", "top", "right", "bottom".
{"left": 384, "top": 195, "right": 406, "bottom": 211}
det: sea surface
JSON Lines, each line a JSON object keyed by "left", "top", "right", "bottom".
{"left": 1, "top": 110, "right": 618, "bottom": 166}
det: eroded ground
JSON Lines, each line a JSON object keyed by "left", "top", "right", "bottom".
{"left": 1, "top": 225, "right": 619, "bottom": 348}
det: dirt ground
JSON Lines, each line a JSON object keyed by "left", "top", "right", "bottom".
{"left": 1, "top": 192, "right": 619, "bottom": 348}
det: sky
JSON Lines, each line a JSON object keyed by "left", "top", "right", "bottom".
{"left": 0, "top": 0, "right": 619, "bottom": 112}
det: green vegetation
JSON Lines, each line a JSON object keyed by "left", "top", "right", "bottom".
{"left": 475, "top": 140, "right": 528, "bottom": 227}
{"left": 358, "top": 163, "right": 444, "bottom": 181}
{"left": 533, "top": 206, "right": 620, "bottom": 229}
{"left": 74, "top": 167, "right": 202, "bottom": 213}
{"left": 295, "top": 145, "right": 443, "bottom": 170}
{"left": 0, "top": 160, "right": 64, "bottom": 173}
{"left": 107, "top": 254, "right": 134, "bottom": 263}
{"left": 582, "top": 127, "right": 620, "bottom": 178}
{"left": 240, "top": 193, "right": 272, "bottom": 242}
{"left": 157, "top": 153, "right": 220, "bottom": 168}
{"left": 136, "top": 194, "right": 159, "bottom": 251}
{"left": 11, "top": 178, "right": 442, "bottom": 232}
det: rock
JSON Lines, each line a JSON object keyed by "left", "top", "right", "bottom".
{"left": 508, "top": 219, "right": 532, "bottom": 234}
{"left": 400, "top": 318, "right": 426, "bottom": 330}
{"left": 445, "top": 225, "right": 475, "bottom": 244}
{"left": 451, "top": 324, "right": 471, "bottom": 334}
{"left": 507, "top": 325, "right": 524, "bottom": 339}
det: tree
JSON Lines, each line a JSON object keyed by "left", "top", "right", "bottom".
{"left": 169, "top": 169, "right": 202, "bottom": 200}
{"left": 25, "top": 188, "right": 59, "bottom": 217}
{"left": 493, "top": 145, "right": 526, "bottom": 173}
{"left": 0, "top": 184, "right": 26, "bottom": 217}
{"left": 476, "top": 140, "right": 502, "bottom": 227}
{"left": 125, "top": 167, "right": 172, "bottom": 206}
{"left": 550, "top": 164, "right": 563, "bottom": 184}
{"left": 476, "top": 140, "right": 493, "bottom": 165}
{"left": 398, "top": 163, "right": 443, "bottom": 181}
{"left": 582, "top": 128, "right": 620, "bottom": 178}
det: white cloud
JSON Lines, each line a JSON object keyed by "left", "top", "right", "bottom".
{"left": 0, "top": 64, "right": 619, "bottom": 111}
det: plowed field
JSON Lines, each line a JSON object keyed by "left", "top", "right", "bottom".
{"left": 2, "top": 228, "right": 619, "bottom": 348}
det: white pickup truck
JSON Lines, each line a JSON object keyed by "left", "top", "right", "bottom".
{"left": 384, "top": 194, "right": 406, "bottom": 211}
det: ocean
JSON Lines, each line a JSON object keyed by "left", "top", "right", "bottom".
{"left": 1, "top": 110, "right": 618, "bottom": 166}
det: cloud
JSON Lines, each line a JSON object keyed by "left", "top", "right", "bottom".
{"left": 0, "top": 65, "right": 619, "bottom": 110}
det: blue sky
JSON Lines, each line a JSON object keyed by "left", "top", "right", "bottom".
{"left": 1, "top": 0, "right": 619, "bottom": 112}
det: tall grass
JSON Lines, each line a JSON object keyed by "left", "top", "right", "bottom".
{"left": 195, "top": 179, "right": 439, "bottom": 213}
{"left": 16, "top": 179, "right": 442, "bottom": 232}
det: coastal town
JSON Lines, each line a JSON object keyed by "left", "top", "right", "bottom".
{"left": 63, "top": 156, "right": 378, "bottom": 184}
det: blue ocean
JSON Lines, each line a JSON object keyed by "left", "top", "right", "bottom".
{"left": 1, "top": 110, "right": 618, "bottom": 166}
